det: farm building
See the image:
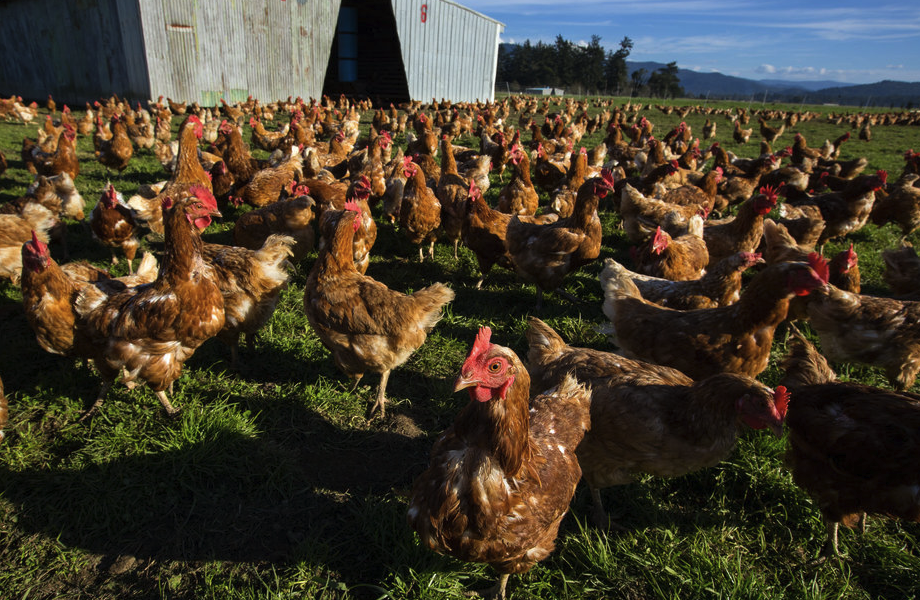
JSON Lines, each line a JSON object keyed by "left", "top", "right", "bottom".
{"left": 0, "top": 0, "right": 503, "bottom": 105}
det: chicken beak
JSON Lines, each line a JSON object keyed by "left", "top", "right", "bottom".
{"left": 768, "top": 421, "right": 785, "bottom": 439}
{"left": 453, "top": 372, "right": 479, "bottom": 393}
{"left": 211, "top": 207, "right": 223, "bottom": 218}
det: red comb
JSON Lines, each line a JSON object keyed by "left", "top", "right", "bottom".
{"left": 876, "top": 170, "right": 888, "bottom": 184}
{"left": 601, "top": 168, "right": 615, "bottom": 187}
{"left": 344, "top": 200, "right": 360, "bottom": 214}
{"left": 808, "top": 252, "right": 830, "bottom": 284}
{"left": 759, "top": 184, "right": 779, "bottom": 201}
{"left": 470, "top": 327, "right": 492, "bottom": 360}
{"left": 773, "top": 386, "right": 789, "bottom": 419}
{"left": 30, "top": 229, "right": 46, "bottom": 253}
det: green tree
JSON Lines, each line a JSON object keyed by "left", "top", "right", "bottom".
{"left": 578, "top": 35, "right": 606, "bottom": 94}
{"left": 604, "top": 36, "right": 633, "bottom": 95}
{"left": 630, "top": 68, "right": 648, "bottom": 96}
{"left": 647, "top": 61, "right": 684, "bottom": 98}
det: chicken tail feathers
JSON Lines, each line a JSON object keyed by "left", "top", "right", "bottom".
{"left": 409, "top": 283, "right": 455, "bottom": 330}
{"left": 134, "top": 252, "right": 159, "bottom": 282}
{"left": 525, "top": 317, "right": 567, "bottom": 367}
{"left": 780, "top": 329, "right": 837, "bottom": 389}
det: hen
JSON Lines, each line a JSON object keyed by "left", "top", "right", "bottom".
{"left": 870, "top": 172, "right": 920, "bottom": 236}
{"left": 505, "top": 171, "right": 615, "bottom": 309}
{"left": 630, "top": 221, "right": 709, "bottom": 282}
{"left": 232, "top": 184, "right": 315, "bottom": 263}
{"left": 0, "top": 202, "right": 58, "bottom": 284}
{"left": 89, "top": 183, "right": 140, "bottom": 274}
{"left": 882, "top": 243, "right": 920, "bottom": 297}
{"left": 75, "top": 186, "right": 224, "bottom": 419}
{"left": 526, "top": 318, "right": 786, "bottom": 528}
{"left": 789, "top": 170, "right": 887, "bottom": 246}
{"left": 304, "top": 206, "right": 454, "bottom": 417}
{"left": 600, "top": 252, "right": 764, "bottom": 311}
{"left": 602, "top": 253, "right": 829, "bottom": 380}
{"left": 803, "top": 282, "right": 920, "bottom": 391}
{"left": 203, "top": 235, "right": 294, "bottom": 367}
{"left": 408, "top": 327, "right": 590, "bottom": 600}
{"left": 496, "top": 143, "right": 540, "bottom": 216}
{"left": 399, "top": 156, "right": 442, "bottom": 261}
{"left": 780, "top": 334, "right": 920, "bottom": 559}
{"left": 703, "top": 184, "right": 778, "bottom": 265}
{"left": 316, "top": 178, "right": 377, "bottom": 275}
{"left": 229, "top": 146, "right": 303, "bottom": 208}
{"left": 435, "top": 135, "right": 469, "bottom": 259}
{"left": 95, "top": 115, "right": 134, "bottom": 174}
{"left": 26, "top": 126, "right": 79, "bottom": 180}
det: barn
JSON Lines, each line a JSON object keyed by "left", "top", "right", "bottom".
{"left": 0, "top": 0, "right": 504, "bottom": 105}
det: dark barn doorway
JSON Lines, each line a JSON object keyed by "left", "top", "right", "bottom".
{"left": 323, "top": 0, "right": 410, "bottom": 104}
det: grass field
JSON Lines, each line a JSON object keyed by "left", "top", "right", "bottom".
{"left": 0, "top": 95, "right": 918, "bottom": 599}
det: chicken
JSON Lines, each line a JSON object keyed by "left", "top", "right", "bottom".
{"left": 249, "top": 117, "right": 289, "bottom": 153}
{"left": 660, "top": 166, "right": 722, "bottom": 217}
{"left": 882, "top": 243, "right": 920, "bottom": 297}
{"left": 89, "top": 183, "right": 140, "bottom": 274}
{"left": 525, "top": 317, "right": 786, "bottom": 528}
{"left": 304, "top": 205, "right": 454, "bottom": 417}
{"left": 733, "top": 119, "right": 752, "bottom": 144}
{"left": 761, "top": 218, "right": 816, "bottom": 264}
{"left": 703, "top": 185, "right": 778, "bottom": 265}
{"left": 408, "top": 327, "right": 590, "bottom": 600}
{"left": 229, "top": 146, "right": 303, "bottom": 208}
{"left": 505, "top": 171, "right": 615, "bottom": 309}
{"left": 870, "top": 172, "right": 920, "bottom": 236}
{"left": 0, "top": 202, "right": 58, "bottom": 284}
{"left": 217, "top": 119, "right": 263, "bottom": 184}
{"left": 531, "top": 142, "right": 568, "bottom": 193}
{"left": 803, "top": 282, "right": 920, "bottom": 391}
{"left": 496, "top": 144, "right": 540, "bottom": 216}
{"left": 828, "top": 244, "right": 860, "bottom": 293}
{"left": 399, "top": 156, "right": 441, "bottom": 261}
{"left": 716, "top": 154, "right": 777, "bottom": 209}
{"left": 600, "top": 252, "right": 764, "bottom": 311}
{"left": 75, "top": 186, "right": 224, "bottom": 419}
{"left": 316, "top": 178, "right": 377, "bottom": 275}
{"left": 127, "top": 115, "right": 213, "bottom": 234}
{"left": 28, "top": 126, "right": 79, "bottom": 180}
{"left": 780, "top": 334, "right": 920, "bottom": 559}
{"left": 548, "top": 146, "right": 588, "bottom": 218}
{"left": 203, "top": 235, "right": 294, "bottom": 367}
{"left": 790, "top": 170, "right": 888, "bottom": 247}
{"left": 435, "top": 135, "right": 469, "bottom": 259}
{"left": 602, "top": 253, "right": 829, "bottom": 380}
{"left": 232, "top": 184, "right": 315, "bottom": 263}
{"left": 772, "top": 202, "right": 825, "bottom": 251}
{"left": 95, "top": 115, "right": 134, "bottom": 173}
{"left": 758, "top": 117, "right": 785, "bottom": 144}
{"left": 619, "top": 183, "right": 706, "bottom": 244}
{"left": 630, "top": 221, "right": 709, "bottom": 282}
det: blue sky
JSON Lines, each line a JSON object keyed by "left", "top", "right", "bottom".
{"left": 458, "top": 0, "right": 920, "bottom": 85}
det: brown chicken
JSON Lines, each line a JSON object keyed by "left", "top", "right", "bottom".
{"left": 95, "top": 115, "right": 134, "bottom": 173}
{"left": 602, "top": 253, "right": 829, "bottom": 380}
{"left": 789, "top": 170, "right": 887, "bottom": 246}
{"left": 780, "top": 334, "right": 920, "bottom": 559}
{"left": 408, "top": 327, "right": 590, "bottom": 600}
{"left": 870, "top": 172, "right": 920, "bottom": 236}
{"left": 882, "top": 243, "right": 920, "bottom": 297}
{"left": 399, "top": 156, "right": 442, "bottom": 261}
{"left": 218, "top": 119, "right": 263, "bottom": 183}
{"left": 75, "top": 186, "right": 224, "bottom": 419}
{"left": 761, "top": 218, "right": 816, "bottom": 264}
{"left": 316, "top": 178, "right": 377, "bottom": 275}
{"left": 600, "top": 252, "right": 764, "bottom": 311}
{"left": 127, "top": 115, "right": 213, "bottom": 234}
{"left": 304, "top": 206, "right": 454, "bottom": 417}
{"left": 435, "top": 135, "right": 469, "bottom": 259}
{"left": 827, "top": 244, "right": 860, "bottom": 293}
{"left": 548, "top": 146, "right": 588, "bottom": 218}
{"left": 772, "top": 202, "right": 826, "bottom": 251}
{"left": 630, "top": 221, "right": 709, "bottom": 282}
{"left": 505, "top": 171, "right": 614, "bottom": 309}
{"left": 496, "top": 143, "right": 540, "bottom": 216}
{"left": 803, "top": 282, "right": 920, "bottom": 391}
{"left": 703, "top": 185, "right": 778, "bottom": 265}
{"left": 0, "top": 202, "right": 58, "bottom": 284}
{"left": 526, "top": 317, "right": 787, "bottom": 528}
{"left": 89, "top": 184, "right": 140, "bottom": 274}
{"left": 27, "top": 126, "right": 79, "bottom": 180}
{"left": 229, "top": 146, "right": 303, "bottom": 208}
{"left": 619, "top": 183, "right": 707, "bottom": 244}
{"left": 203, "top": 235, "right": 294, "bottom": 367}
{"left": 232, "top": 184, "right": 315, "bottom": 263}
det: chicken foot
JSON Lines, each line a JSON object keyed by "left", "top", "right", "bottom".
{"left": 77, "top": 379, "right": 114, "bottom": 422}
{"left": 589, "top": 487, "right": 629, "bottom": 532}
{"left": 155, "top": 390, "right": 181, "bottom": 418}
{"left": 463, "top": 573, "right": 510, "bottom": 600}
{"left": 367, "top": 369, "right": 391, "bottom": 419}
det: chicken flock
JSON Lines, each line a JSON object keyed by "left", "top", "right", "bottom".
{"left": 2, "top": 92, "right": 920, "bottom": 598}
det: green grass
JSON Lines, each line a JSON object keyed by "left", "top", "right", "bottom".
{"left": 1, "top": 96, "right": 919, "bottom": 599}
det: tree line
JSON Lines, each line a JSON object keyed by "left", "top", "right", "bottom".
{"left": 496, "top": 35, "right": 685, "bottom": 98}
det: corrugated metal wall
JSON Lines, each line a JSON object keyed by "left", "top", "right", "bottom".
{"left": 0, "top": 0, "right": 148, "bottom": 104}
{"left": 391, "top": 0, "right": 503, "bottom": 103}
{"left": 137, "top": 0, "right": 341, "bottom": 105}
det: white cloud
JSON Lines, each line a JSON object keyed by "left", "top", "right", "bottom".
{"left": 757, "top": 64, "right": 777, "bottom": 74}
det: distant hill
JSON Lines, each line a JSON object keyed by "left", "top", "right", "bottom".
{"left": 625, "top": 61, "right": 920, "bottom": 107}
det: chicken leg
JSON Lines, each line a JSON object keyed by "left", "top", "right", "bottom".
{"left": 464, "top": 573, "right": 510, "bottom": 600}
{"left": 368, "top": 369, "right": 391, "bottom": 419}
{"left": 78, "top": 380, "right": 114, "bottom": 422}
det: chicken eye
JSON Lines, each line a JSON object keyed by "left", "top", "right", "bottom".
{"left": 488, "top": 360, "right": 502, "bottom": 373}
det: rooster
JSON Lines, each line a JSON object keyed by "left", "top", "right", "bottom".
{"left": 602, "top": 253, "right": 829, "bottom": 380}
{"left": 75, "top": 186, "right": 224, "bottom": 419}
{"left": 780, "top": 333, "right": 920, "bottom": 560}
{"left": 408, "top": 327, "right": 591, "bottom": 599}
{"left": 304, "top": 205, "right": 454, "bottom": 418}
{"left": 525, "top": 318, "right": 787, "bottom": 528}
